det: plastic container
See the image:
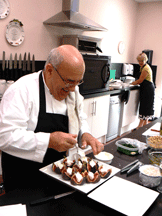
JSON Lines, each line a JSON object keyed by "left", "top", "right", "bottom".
{"left": 115, "top": 140, "right": 139, "bottom": 155}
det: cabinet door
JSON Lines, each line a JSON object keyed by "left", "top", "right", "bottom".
{"left": 122, "top": 89, "right": 139, "bottom": 127}
{"left": 83, "top": 98, "right": 94, "bottom": 134}
{"left": 92, "top": 95, "right": 110, "bottom": 138}
{"left": 83, "top": 95, "right": 110, "bottom": 139}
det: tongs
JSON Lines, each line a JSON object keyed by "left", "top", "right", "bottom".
{"left": 121, "top": 159, "right": 143, "bottom": 175}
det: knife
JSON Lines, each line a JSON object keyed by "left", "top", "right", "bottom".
{"left": 14, "top": 53, "right": 18, "bottom": 81}
{"left": 18, "top": 54, "right": 22, "bottom": 78}
{"left": 27, "top": 52, "right": 31, "bottom": 74}
{"left": 5, "top": 59, "right": 9, "bottom": 80}
{"left": 22, "top": 52, "right": 26, "bottom": 75}
{"left": 2, "top": 51, "right": 5, "bottom": 79}
{"left": 30, "top": 190, "right": 75, "bottom": 206}
{"left": 9, "top": 53, "right": 13, "bottom": 80}
{"left": 32, "top": 54, "right": 35, "bottom": 72}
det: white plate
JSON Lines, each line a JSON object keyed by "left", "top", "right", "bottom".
{"left": 39, "top": 158, "right": 120, "bottom": 194}
{"left": 0, "top": 0, "right": 10, "bottom": 19}
{"left": 6, "top": 19, "right": 25, "bottom": 46}
{"left": 88, "top": 176, "right": 159, "bottom": 216}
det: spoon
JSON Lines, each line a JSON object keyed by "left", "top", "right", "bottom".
{"left": 73, "top": 143, "right": 81, "bottom": 165}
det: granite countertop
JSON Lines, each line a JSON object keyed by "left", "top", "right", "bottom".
{"left": 81, "top": 85, "right": 140, "bottom": 99}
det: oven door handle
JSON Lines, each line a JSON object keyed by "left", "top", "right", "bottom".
{"left": 101, "top": 63, "right": 110, "bottom": 84}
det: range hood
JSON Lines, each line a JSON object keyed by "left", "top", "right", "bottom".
{"left": 43, "top": 0, "right": 107, "bottom": 31}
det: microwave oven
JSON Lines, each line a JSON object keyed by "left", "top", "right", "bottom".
{"left": 79, "top": 54, "right": 111, "bottom": 95}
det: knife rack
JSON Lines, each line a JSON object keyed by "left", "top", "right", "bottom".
{"left": 0, "top": 56, "right": 45, "bottom": 82}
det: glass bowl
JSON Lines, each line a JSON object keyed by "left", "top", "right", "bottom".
{"left": 146, "top": 135, "right": 162, "bottom": 150}
{"left": 148, "top": 149, "right": 162, "bottom": 166}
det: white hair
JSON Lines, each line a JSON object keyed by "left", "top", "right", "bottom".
{"left": 44, "top": 48, "right": 64, "bottom": 70}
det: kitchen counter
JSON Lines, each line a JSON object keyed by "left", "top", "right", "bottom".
{"left": 81, "top": 85, "right": 139, "bottom": 99}
{"left": 0, "top": 118, "right": 161, "bottom": 216}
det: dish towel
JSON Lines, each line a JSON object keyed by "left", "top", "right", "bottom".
{"left": 66, "top": 86, "right": 84, "bottom": 135}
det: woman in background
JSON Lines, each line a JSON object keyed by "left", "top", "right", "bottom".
{"left": 131, "top": 52, "right": 155, "bottom": 129}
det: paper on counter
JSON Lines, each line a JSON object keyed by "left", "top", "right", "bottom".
{"left": 142, "top": 122, "right": 160, "bottom": 136}
{"left": 88, "top": 176, "right": 159, "bottom": 216}
{"left": 0, "top": 204, "right": 27, "bottom": 216}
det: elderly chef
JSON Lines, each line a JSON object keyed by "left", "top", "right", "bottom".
{"left": 0, "top": 45, "right": 104, "bottom": 192}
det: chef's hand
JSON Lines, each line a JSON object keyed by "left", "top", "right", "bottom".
{"left": 81, "top": 133, "right": 104, "bottom": 155}
{"left": 48, "top": 132, "right": 77, "bottom": 152}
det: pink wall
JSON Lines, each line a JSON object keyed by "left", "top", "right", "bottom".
{"left": 134, "top": 2, "right": 162, "bottom": 116}
{"left": 0, "top": 0, "right": 161, "bottom": 115}
{"left": 0, "top": 0, "right": 138, "bottom": 62}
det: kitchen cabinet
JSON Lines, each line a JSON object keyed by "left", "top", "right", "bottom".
{"left": 119, "top": 89, "right": 140, "bottom": 135}
{"left": 83, "top": 95, "right": 110, "bottom": 141}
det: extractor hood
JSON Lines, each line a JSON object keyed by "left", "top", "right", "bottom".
{"left": 43, "top": 0, "right": 107, "bottom": 31}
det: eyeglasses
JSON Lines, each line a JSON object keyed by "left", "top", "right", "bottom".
{"left": 52, "top": 65, "right": 84, "bottom": 88}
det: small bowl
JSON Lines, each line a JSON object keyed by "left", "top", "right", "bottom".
{"left": 94, "top": 152, "right": 114, "bottom": 164}
{"left": 139, "top": 164, "right": 161, "bottom": 188}
{"left": 148, "top": 149, "right": 162, "bottom": 166}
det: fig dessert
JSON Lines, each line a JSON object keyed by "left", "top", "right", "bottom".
{"left": 63, "top": 158, "right": 75, "bottom": 168}
{"left": 62, "top": 167, "right": 73, "bottom": 180}
{"left": 71, "top": 172, "right": 85, "bottom": 185}
{"left": 87, "top": 159, "right": 99, "bottom": 173}
{"left": 52, "top": 161, "right": 65, "bottom": 174}
{"left": 98, "top": 165, "right": 112, "bottom": 178}
{"left": 86, "top": 171, "right": 100, "bottom": 183}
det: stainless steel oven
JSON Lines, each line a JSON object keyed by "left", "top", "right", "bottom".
{"left": 79, "top": 54, "right": 111, "bottom": 95}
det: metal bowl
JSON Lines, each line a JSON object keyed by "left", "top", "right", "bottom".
{"left": 139, "top": 164, "right": 161, "bottom": 188}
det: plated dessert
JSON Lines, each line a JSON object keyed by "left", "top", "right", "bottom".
{"left": 52, "top": 156, "right": 112, "bottom": 186}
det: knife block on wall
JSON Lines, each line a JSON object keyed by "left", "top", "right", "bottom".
{"left": 0, "top": 61, "right": 46, "bottom": 81}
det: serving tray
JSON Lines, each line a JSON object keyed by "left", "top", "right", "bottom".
{"left": 39, "top": 158, "right": 120, "bottom": 194}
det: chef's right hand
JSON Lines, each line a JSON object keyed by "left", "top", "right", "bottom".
{"left": 48, "top": 132, "right": 77, "bottom": 152}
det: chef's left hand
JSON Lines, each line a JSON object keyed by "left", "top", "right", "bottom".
{"left": 81, "top": 133, "right": 104, "bottom": 155}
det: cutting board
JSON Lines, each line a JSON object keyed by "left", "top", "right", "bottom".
{"left": 88, "top": 176, "right": 159, "bottom": 216}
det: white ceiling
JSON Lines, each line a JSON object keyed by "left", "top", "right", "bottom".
{"left": 135, "top": 0, "right": 162, "bottom": 2}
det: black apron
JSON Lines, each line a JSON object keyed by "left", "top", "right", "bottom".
{"left": 139, "top": 79, "right": 155, "bottom": 118}
{"left": 2, "top": 71, "right": 69, "bottom": 192}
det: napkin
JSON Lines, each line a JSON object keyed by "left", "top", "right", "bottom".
{"left": 0, "top": 204, "right": 27, "bottom": 216}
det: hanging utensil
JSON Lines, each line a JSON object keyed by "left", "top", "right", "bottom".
{"left": 27, "top": 52, "right": 31, "bottom": 74}
{"left": 32, "top": 54, "right": 35, "bottom": 72}
{"left": 22, "top": 52, "right": 26, "bottom": 75}
{"left": 2, "top": 51, "right": 5, "bottom": 79}
{"left": 14, "top": 53, "right": 18, "bottom": 81}
{"left": 9, "top": 53, "right": 13, "bottom": 80}
{"left": 18, "top": 54, "right": 22, "bottom": 78}
{"left": 5, "top": 59, "right": 9, "bottom": 81}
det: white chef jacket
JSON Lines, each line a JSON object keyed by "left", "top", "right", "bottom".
{"left": 0, "top": 71, "right": 90, "bottom": 163}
